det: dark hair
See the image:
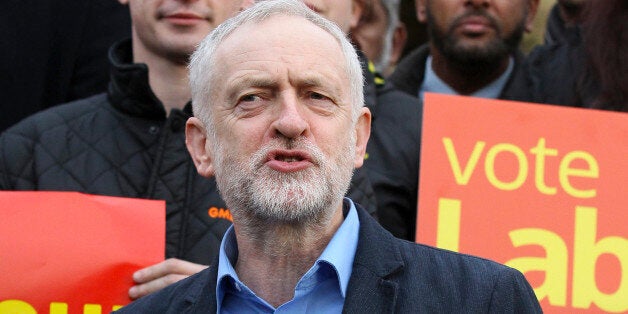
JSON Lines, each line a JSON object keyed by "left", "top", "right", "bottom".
{"left": 582, "top": 0, "right": 628, "bottom": 111}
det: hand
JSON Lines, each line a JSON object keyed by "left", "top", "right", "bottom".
{"left": 128, "top": 258, "right": 208, "bottom": 300}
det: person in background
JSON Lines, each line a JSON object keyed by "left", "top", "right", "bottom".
{"left": 115, "top": 1, "right": 542, "bottom": 312}
{"left": 399, "top": 0, "right": 429, "bottom": 58}
{"left": 544, "top": 0, "right": 587, "bottom": 45}
{"left": 0, "top": 0, "right": 131, "bottom": 132}
{"left": 352, "top": 0, "right": 407, "bottom": 77}
{"left": 389, "top": 0, "right": 539, "bottom": 102}
{"left": 0, "top": 0, "right": 248, "bottom": 300}
{"left": 524, "top": 0, "right": 627, "bottom": 112}
{"left": 293, "top": 0, "right": 423, "bottom": 241}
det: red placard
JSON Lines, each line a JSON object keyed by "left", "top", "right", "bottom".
{"left": 417, "top": 93, "right": 627, "bottom": 313}
{"left": 0, "top": 192, "right": 165, "bottom": 313}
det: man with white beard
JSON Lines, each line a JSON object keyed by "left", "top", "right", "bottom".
{"left": 116, "top": 1, "right": 541, "bottom": 312}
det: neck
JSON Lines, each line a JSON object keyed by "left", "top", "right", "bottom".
{"left": 133, "top": 42, "right": 191, "bottom": 115}
{"left": 429, "top": 45, "right": 510, "bottom": 95}
{"left": 232, "top": 204, "right": 344, "bottom": 307}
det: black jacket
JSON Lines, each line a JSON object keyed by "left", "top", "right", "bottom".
{"left": 360, "top": 55, "right": 422, "bottom": 241}
{"left": 0, "top": 40, "right": 377, "bottom": 263}
{"left": 523, "top": 28, "right": 601, "bottom": 109}
{"left": 389, "top": 44, "right": 531, "bottom": 102}
{"left": 0, "top": 40, "right": 230, "bottom": 264}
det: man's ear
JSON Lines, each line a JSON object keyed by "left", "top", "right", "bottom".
{"left": 524, "top": 0, "right": 540, "bottom": 33}
{"left": 390, "top": 22, "right": 408, "bottom": 67}
{"left": 415, "top": 0, "right": 427, "bottom": 23}
{"left": 350, "top": 0, "right": 365, "bottom": 29}
{"left": 353, "top": 107, "right": 372, "bottom": 168}
{"left": 118, "top": 0, "right": 129, "bottom": 5}
{"left": 185, "top": 117, "right": 215, "bottom": 177}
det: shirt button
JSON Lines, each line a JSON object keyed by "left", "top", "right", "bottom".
{"left": 148, "top": 125, "right": 159, "bottom": 135}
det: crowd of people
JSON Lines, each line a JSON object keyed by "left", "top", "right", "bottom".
{"left": 1, "top": 0, "right": 625, "bottom": 311}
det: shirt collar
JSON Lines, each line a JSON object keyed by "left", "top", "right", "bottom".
{"left": 420, "top": 55, "right": 514, "bottom": 100}
{"left": 313, "top": 198, "right": 360, "bottom": 297}
{"left": 216, "top": 198, "right": 360, "bottom": 309}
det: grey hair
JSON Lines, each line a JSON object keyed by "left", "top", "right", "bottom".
{"left": 381, "top": 0, "right": 402, "bottom": 30}
{"left": 189, "top": 0, "right": 365, "bottom": 132}
{"left": 374, "top": 0, "right": 402, "bottom": 73}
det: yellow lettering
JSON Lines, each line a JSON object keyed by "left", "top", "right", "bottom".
{"left": 0, "top": 300, "right": 37, "bottom": 314}
{"left": 83, "top": 304, "right": 102, "bottom": 314}
{"left": 0, "top": 302, "right": 125, "bottom": 314}
{"left": 485, "top": 143, "right": 528, "bottom": 191}
{"left": 530, "top": 138, "right": 558, "bottom": 195}
{"left": 506, "top": 229, "right": 568, "bottom": 306}
{"left": 436, "top": 198, "right": 461, "bottom": 252}
{"left": 50, "top": 302, "right": 68, "bottom": 314}
{"left": 572, "top": 206, "right": 627, "bottom": 312}
{"left": 442, "top": 137, "right": 485, "bottom": 185}
{"left": 559, "top": 151, "right": 598, "bottom": 198}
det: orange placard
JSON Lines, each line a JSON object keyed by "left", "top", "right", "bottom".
{"left": 417, "top": 93, "right": 627, "bottom": 313}
{"left": 0, "top": 192, "right": 165, "bottom": 313}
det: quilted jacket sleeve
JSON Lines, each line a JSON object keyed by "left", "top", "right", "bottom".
{"left": 0, "top": 122, "right": 38, "bottom": 190}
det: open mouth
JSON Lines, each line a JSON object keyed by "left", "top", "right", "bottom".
{"left": 266, "top": 150, "right": 313, "bottom": 172}
{"left": 275, "top": 155, "right": 304, "bottom": 162}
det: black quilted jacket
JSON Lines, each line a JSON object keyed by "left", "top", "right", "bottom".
{"left": 0, "top": 40, "right": 231, "bottom": 264}
{"left": 360, "top": 53, "right": 422, "bottom": 241}
{"left": 0, "top": 39, "right": 377, "bottom": 264}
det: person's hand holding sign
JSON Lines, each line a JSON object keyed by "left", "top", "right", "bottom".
{"left": 128, "top": 258, "right": 208, "bottom": 300}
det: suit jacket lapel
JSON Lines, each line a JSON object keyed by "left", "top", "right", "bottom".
{"left": 343, "top": 205, "right": 405, "bottom": 313}
{"left": 183, "top": 260, "right": 219, "bottom": 313}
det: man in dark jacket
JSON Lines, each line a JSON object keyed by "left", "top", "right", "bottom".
{"left": 0, "top": 0, "right": 246, "bottom": 300}
{"left": 0, "top": 0, "right": 378, "bottom": 299}
{"left": 389, "top": 0, "right": 539, "bottom": 102}
{"left": 116, "top": 2, "right": 542, "bottom": 311}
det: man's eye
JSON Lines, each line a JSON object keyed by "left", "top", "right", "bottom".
{"left": 308, "top": 92, "right": 327, "bottom": 100}
{"left": 241, "top": 94, "right": 262, "bottom": 102}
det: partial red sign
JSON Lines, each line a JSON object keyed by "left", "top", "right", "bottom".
{"left": 0, "top": 192, "right": 165, "bottom": 313}
{"left": 417, "top": 93, "right": 627, "bottom": 313}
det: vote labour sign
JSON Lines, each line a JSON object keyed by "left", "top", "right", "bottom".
{"left": 417, "top": 93, "right": 627, "bottom": 313}
{"left": 0, "top": 192, "right": 165, "bottom": 313}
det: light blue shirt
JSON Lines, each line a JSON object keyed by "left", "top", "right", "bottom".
{"left": 419, "top": 56, "right": 514, "bottom": 100}
{"left": 216, "top": 198, "right": 361, "bottom": 314}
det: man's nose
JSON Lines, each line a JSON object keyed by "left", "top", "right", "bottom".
{"left": 271, "top": 93, "right": 309, "bottom": 139}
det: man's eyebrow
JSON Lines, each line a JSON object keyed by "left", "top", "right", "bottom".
{"left": 298, "top": 76, "right": 326, "bottom": 87}
{"left": 226, "top": 76, "right": 278, "bottom": 101}
{"left": 296, "top": 75, "right": 343, "bottom": 95}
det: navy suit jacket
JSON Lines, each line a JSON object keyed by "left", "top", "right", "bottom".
{"left": 116, "top": 204, "right": 542, "bottom": 313}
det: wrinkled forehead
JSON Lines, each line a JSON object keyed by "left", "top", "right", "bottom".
{"left": 214, "top": 14, "right": 346, "bottom": 69}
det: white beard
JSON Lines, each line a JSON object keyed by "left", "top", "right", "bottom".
{"left": 213, "top": 135, "right": 356, "bottom": 226}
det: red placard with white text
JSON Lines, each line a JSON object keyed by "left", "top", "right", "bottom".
{"left": 0, "top": 192, "right": 165, "bottom": 313}
{"left": 417, "top": 93, "right": 627, "bottom": 313}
